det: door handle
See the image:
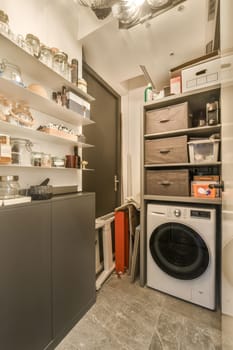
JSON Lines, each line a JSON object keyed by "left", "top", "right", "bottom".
{"left": 209, "top": 181, "right": 224, "bottom": 191}
{"left": 114, "top": 175, "right": 119, "bottom": 192}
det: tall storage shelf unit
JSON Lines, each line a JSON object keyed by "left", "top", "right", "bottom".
{"left": 0, "top": 33, "right": 95, "bottom": 178}
{"left": 140, "top": 84, "right": 221, "bottom": 285}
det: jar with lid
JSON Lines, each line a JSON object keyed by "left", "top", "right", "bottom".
{"left": 0, "top": 175, "right": 20, "bottom": 199}
{"left": 52, "top": 156, "right": 65, "bottom": 168}
{"left": 0, "top": 59, "right": 23, "bottom": 86}
{"left": 11, "top": 138, "right": 33, "bottom": 166}
{"left": 25, "top": 34, "right": 40, "bottom": 57}
{"left": 52, "top": 51, "right": 68, "bottom": 78}
{"left": 0, "top": 10, "right": 9, "bottom": 35}
{"left": 31, "top": 151, "right": 42, "bottom": 167}
{"left": 39, "top": 45, "right": 53, "bottom": 68}
{"left": 0, "top": 133, "right": 11, "bottom": 164}
{"left": 41, "top": 153, "right": 51, "bottom": 168}
{"left": 0, "top": 96, "right": 11, "bottom": 121}
{"left": 78, "top": 78, "right": 87, "bottom": 93}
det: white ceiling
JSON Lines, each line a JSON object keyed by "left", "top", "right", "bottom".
{"left": 77, "top": 0, "right": 208, "bottom": 95}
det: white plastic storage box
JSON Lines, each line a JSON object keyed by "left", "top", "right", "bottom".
{"left": 182, "top": 57, "right": 220, "bottom": 93}
{"left": 188, "top": 139, "right": 220, "bottom": 163}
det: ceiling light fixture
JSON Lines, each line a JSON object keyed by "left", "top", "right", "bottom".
{"left": 77, "top": 0, "right": 186, "bottom": 27}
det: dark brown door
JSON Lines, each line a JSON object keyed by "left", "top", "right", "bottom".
{"left": 83, "top": 63, "right": 121, "bottom": 218}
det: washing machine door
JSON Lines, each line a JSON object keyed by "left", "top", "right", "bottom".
{"left": 149, "top": 222, "right": 209, "bottom": 280}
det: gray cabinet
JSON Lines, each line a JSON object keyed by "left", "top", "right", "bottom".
{"left": 0, "top": 193, "right": 95, "bottom": 350}
{"left": 0, "top": 202, "right": 52, "bottom": 350}
{"left": 52, "top": 193, "right": 96, "bottom": 340}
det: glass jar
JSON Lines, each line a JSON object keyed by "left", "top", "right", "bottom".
{"left": 0, "top": 175, "right": 20, "bottom": 199}
{"left": 0, "top": 96, "right": 11, "bottom": 121}
{"left": 52, "top": 156, "right": 65, "bottom": 168}
{"left": 25, "top": 33, "right": 40, "bottom": 57}
{"left": 0, "top": 10, "right": 9, "bottom": 35}
{"left": 52, "top": 51, "right": 68, "bottom": 78}
{"left": 39, "top": 45, "right": 53, "bottom": 68}
{"left": 11, "top": 138, "right": 33, "bottom": 166}
{"left": 78, "top": 78, "right": 87, "bottom": 93}
{"left": 0, "top": 59, "right": 23, "bottom": 86}
{"left": 41, "top": 153, "right": 51, "bottom": 168}
{"left": 31, "top": 151, "right": 42, "bottom": 167}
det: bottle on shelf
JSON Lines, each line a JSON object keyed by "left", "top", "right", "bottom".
{"left": 74, "top": 145, "right": 81, "bottom": 169}
{"left": 144, "top": 83, "right": 153, "bottom": 102}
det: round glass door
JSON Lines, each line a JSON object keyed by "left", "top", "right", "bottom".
{"left": 149, "top": 222, "right": 209, "bottom": 280}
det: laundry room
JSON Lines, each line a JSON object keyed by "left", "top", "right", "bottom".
{"left": 0, "top": 0, "right": 232, "bottom": 349}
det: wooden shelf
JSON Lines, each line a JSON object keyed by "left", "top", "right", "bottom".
{"left": 0, "top": 78, "right": 94, "bottom": 127}
{"left": 0, "top": 120, "right": 94, "bottom": 147}
{"left": 144, "top": 84, "right": 221, "bottom": 111}
{"left": 0, "top": 33, "right": 95, "bottom": 102}
{"left": 144, "top": 194, "right": 222, "bottom": 205}
{"left": 144, "top": 162, "right": 221, "bottom": 168}
{"left": 144, "top": 124, "right": 221, "bottom": 139}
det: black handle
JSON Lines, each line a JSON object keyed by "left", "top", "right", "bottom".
{"left": 39, "top": 178, "right": 50, "bottom": 186}
{"left": 196, "top": 69, "right": 207, "bottom": 76}
{"left": 159, "top": 149, "right": 170, "bottom": 154}
{"left": 209, "top": 182, "right": 224, "bottom": 191}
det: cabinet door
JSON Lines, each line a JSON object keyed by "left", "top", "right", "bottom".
{"left": 52, "top": 194, "right": 96, "bottom": 338}
{"left": 0, "top": 203, "right": 52, "bottom": 350}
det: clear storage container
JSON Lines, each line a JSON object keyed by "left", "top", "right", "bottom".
{"left": 39, "top": 45, "right": 53, "bottom": 68}
{"left": 0, "top": 10, "right": 9, "bottom": 35}
{"left": 0, "top": 175, "right": 20, "bottom": 199}
{"left": 52, "top": 51, "right": 68, "bottom": 78}
{"left": 188, "top": 139, "right": 220, "bottom": 163}
{"left": 11, "top": 138, "right": 33, "bottom": 166}
{"left": 25, "top": 33, "right": 40, "bottom": 57}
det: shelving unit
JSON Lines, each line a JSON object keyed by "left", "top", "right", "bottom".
{"left": 0, "top": 33, "right": 95, "bottom": 102}
{"left": 140, "top": 84, "right": 222, "bottom": 286}
{"left": 0, "top": 33, "right": 95, "bottom": 177}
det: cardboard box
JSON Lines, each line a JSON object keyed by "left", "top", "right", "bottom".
{"left": 192, "top": 182, "right": 219, "bottom": 198}
{"left": 170, "top": 76, "right": 182, "bottom": 94}
{"left": 182, "top": 57, "right": 220, "bottom": 93}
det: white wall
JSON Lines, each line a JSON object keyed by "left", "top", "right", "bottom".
{"left": 121, "top": 86, "right": 144, "bottom": 205}
{"left": 220, "top": 0, "right": 233, "bottom": 348}
{"left": 0, "top": 0, "right": 84, "bottom": 189}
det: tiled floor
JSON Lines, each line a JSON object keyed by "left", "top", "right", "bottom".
{"left": 56, "top": 273, "right": 221, "bottom": 350}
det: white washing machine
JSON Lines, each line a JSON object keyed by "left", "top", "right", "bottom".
{"left": 147, "top": 203, "right": 216, "bottom": 310}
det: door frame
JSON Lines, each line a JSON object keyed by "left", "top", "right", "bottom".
{"left": 83, "top": 61, "right": 122, "bottom": 209}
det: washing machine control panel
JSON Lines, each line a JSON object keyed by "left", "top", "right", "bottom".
{"left": 174, "top": 209, "right": 181, "bottom": 217}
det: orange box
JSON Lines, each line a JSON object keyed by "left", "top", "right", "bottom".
{"left": 170, "top": 76, "right": 182, "bottom": 94}
{"left": 193, "top": 183, "right": 216, "bottom": 198}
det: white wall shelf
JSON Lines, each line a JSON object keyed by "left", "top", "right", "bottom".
{"left": 0, "top": 164, "right": 81, "bottom": 170}
{"left": 0, "top": 120, "right": 94, "bottom": 148}
{"left": 0, "top": 33, "right": 95, "bottom": 103}
{"left": 0, "top": 78, "right": 94, "bottom": 127}
{"left": 144, "top": 194, "right": 222, "bottom": 205}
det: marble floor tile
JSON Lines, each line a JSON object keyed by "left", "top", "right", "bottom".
{"left": 56, "top": 273, "right": 222, "bottom": 350}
